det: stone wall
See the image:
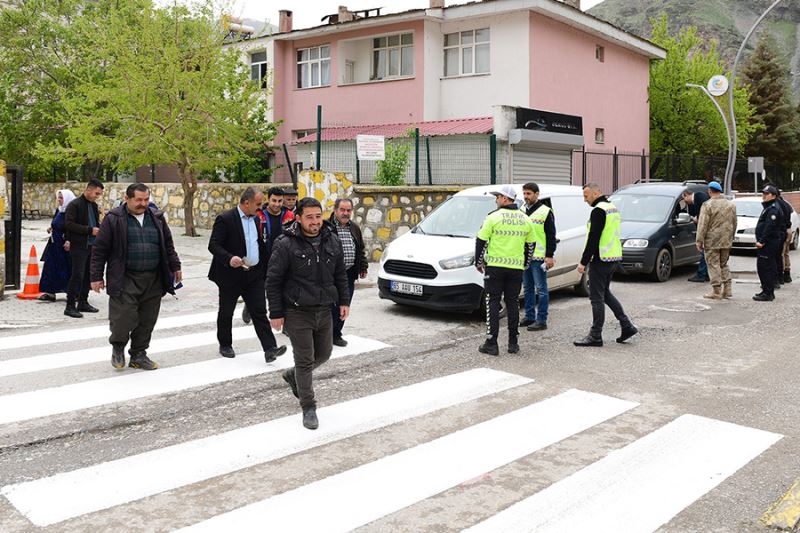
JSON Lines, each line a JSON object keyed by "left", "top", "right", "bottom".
{"left": 350, "top": 186, "right": 463, "bottom": 261}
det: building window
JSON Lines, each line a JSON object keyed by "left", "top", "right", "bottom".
{"left": 596, "top": 45, "right": 605, "bottom": 63}
{"left": 293, "top": 129, "right": 316, "bottom": 140}
{"left": 444, "top": 28, "right": 490, "bottom": 77}
{"left": 595, "top": 128, "right": 605, "bottom": 144}
{"left": 297, "top": 45, "right": 331, "bottom": 89}
{"left": 372, "top": 32, "right": 414, "bottom": 80}
{"left": 250, "top": 51, "right": 268, "bottom": 89}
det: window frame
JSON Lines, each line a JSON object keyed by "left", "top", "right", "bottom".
{"left": 250, "top": 50, "right": 268, "bottom": 89}
{"left": 371, "top": 32, "right": 415, "bottom": 81}
{"left": 296, "top": 45, "right": 331, "bottom": 89}
{"left": 443, "top": 28, "right": 490, "bottom": 78}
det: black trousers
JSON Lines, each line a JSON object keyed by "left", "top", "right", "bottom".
{"left": 109, "top": 270, "right": 162, "bottom": 354}
{"left": 588, "top": 261, "right": 632, "bottom": 339}
{"left": 484, "top": 266, "right": 523, "bottom": 343}
{"left": 331, "top": 266, "right": 358, "bottom": 339}
{"left": 66, "top": 245, "right": 92, "bottom": 307}
{"left": 216, "top": 267, "right": 277, "bottom": 351}
{"left": 758, "top": 241, "right": 781, "bottom": 296}
{"left": 284, "top": 306, "right": 333, "bottom": 410}
{"left": 774, "top": 233, "right": 786, "bottom": 281}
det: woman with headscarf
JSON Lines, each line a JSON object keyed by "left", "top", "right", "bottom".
{"left": 38, "top": 189, "right": 76, "bottom": 301}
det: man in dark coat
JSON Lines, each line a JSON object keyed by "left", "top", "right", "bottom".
{"left": 753, "top": 185, "right": 785, "bottom": 301}
{"left": 90, "top": 183, "right": 181, "bottom": 370}
{"left": 64, "top": 178, "right": 104, "bottom": 317}
{"left": 208, "top": 187, "right": 286, "bottom": 363}
{"left": 268, "top": 197, "right": 349, "bottom": 430}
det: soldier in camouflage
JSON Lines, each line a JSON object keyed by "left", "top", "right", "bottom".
{"left": 695, "top": 181, "right": 737, "bottom": 300}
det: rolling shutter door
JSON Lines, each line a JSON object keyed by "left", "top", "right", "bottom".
{"left": 512, "top": 147, "right": 572, "bottom": 185}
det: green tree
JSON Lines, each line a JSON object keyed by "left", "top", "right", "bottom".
{"left": 648, "top": 15, "right": 758, "bottom": 156}
{"left": 41, "top": 0, "right": 277, "bottom": 235}
{"left": 376, "top": 132, "right": 412, "bottom": 186}
{"left": 742, "top": 33, "right": 800, "bottom": 164}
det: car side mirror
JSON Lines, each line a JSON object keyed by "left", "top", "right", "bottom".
{"left": 676, "top": 213, "right": 691, "bottom": 225}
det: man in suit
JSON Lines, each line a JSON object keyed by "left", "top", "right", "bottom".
{"left": 64, "top": 178, "right": 104, "bottom": 318}
{"left": 208, "top": 187, "right": 286, "bottom": 363}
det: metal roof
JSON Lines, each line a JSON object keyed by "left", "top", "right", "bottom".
{"left": 294, "top": 117, "right": 494, "bottom": 143}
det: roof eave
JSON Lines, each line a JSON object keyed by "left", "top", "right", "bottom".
{"left": 272, "top": 10, "right": 430, "bottom": 41}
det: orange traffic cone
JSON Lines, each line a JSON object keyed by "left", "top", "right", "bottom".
{"left": 17, "top": 245, "right": 44, "bottom": 300}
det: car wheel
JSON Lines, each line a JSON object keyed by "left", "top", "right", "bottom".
{"left": 791, "top": 230, "right": 799, "bottom": 251}
{"left": 650, "top": 248, "right": 672, "bottom": 282}
{"left": 574, "top": 267, "right": 590, "bottom": 297}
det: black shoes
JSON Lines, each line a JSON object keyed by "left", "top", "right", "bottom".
{"left": 752, "top": 292, "right": 775, "bottom": 301}
{"left": 219, "top": 346, "right": 235, "bottom": 358}
{"left": 265, "top": 345, "right": 287, "bottom": 363}
{"left": 129, "top": 352, "right": 159, "bottom": 370}
{"left": 332, "top": 337, "right": 348, "bottom": 347}
{"left": 478, "top": 341, "right": 499, "bottom": 356}
{"left": 617, "top": 325, "right": 639, "bottom": 344}
{"left": 527, "top": 322, "right": 547, "bottom": 331}
{"left": 519, "top": 318, "right": 535, "bottom": 327}
{"left": 303, "top": 407, "right": 319, "bottom": 430}
{"left": 77, "top": 302, "right": 99, "bottom": 313}
{"left": 282, "top": 369, "right": 299, "bottom": 399}
{"left": 112, "top": 346, "right": 125, "bottom": 369}
{"left": 574, "top": 335, "right": 603, "bottom": 347}
{"left": 508, "top": 340, "right": 519, "bottom": 354}
{"left": 37, "top": 293, "right": 56, "bottom": 302}
{"left": 784, "top": 271, "right": 793, "bottom": 283}
{"left": 241, "top": 306, "right": 251, "bottom": 324}
{"left": 687, "top": 275, "right": 709, "bottom": 283}
{"left": 64, "top": 306, "right": 83, "bottom": 318}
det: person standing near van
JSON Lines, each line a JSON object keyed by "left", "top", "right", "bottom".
{"left": 519, "top": 182, "right": 556, "bottom": 331}
{"left": 682, "top": 188, "right": 710, "bottom": 282}
{"left": 475, "top": 185, "right": 535, "bottom": 356}
{"left": 753, "top": 185, "right": 784, "bottom": 301}
{"left": 574, "top": 183, "right": 637, "bottom": 347}
{"left": 694, "top": 181, "right": 737, "bottom": 300}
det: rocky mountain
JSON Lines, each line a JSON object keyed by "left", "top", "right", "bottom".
{"left": 588, "top": 0, "right": 800, "bottom": 95}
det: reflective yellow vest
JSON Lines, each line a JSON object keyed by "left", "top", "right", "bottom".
{"left": 477, "top": 208, "right": 536, "bottom": 270}
{"left": 529, "top": 204, "right": 551, "bottom": 260}
{"left": 588, "top": 201, "right": 622, "bottom": 262}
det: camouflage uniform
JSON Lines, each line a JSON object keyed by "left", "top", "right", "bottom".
{"left": 696, "top": 197, "right": 737, "bottom": 298}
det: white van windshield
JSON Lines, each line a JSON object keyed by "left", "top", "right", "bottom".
{"left": 415, "top": 195, "right": 501, "bottom": 238}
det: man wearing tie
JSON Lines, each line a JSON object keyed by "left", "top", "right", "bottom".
{"left": 208, "top": 187, "right": 287, "bottom": 362}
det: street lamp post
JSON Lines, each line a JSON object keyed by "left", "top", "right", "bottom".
{"left": 724, "top": 0, "right": 783, "bottom": 194}
{"left": 686, "top": 83, "right": 732, "bottom": 178}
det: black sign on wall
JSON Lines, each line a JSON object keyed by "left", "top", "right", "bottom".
{"left": 516, "top": 107, "right": 583, "bottom": 136}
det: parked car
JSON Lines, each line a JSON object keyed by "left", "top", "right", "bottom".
{"left": 610, "top": 182, "right": 707, "bottom": 282}
{"left": 732, "top": 196, "right": 800, "bottom": 250}
{"left": 377, "top": 184, "right": 591, "bottom": 314}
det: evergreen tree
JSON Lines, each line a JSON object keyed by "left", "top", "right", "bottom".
{"left": 742, "top": 33, "right": 800, "bottom": 164}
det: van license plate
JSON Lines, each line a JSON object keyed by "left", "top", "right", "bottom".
{"left": 391, "top": 282, "right": 423, "bottom": 295}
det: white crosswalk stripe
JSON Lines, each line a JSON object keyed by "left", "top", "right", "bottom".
{"left": 0, "top": 321, "right": 783, "bottom": 532}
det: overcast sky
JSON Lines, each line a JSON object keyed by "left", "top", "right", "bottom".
{"left": 228, "top": 0, "right": 606, "bottom": 29}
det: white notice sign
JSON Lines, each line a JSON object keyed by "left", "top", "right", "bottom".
{"left": 357, "top": 135, "right": 385, "bottom": 161}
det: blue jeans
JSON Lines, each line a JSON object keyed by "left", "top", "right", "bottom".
{"left": 523, "top": 260, "right": 549, "bottom": 324}
{"left": 696, "top": 250, "right": 708, "bottom": 279}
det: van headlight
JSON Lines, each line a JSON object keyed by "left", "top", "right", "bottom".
{"left": 741, "top": 228, "right": 755, "bottom": 235}
{"left": 380, "top": 244, "right": 391, "bottom": 264}
{"left": 439, "top": 253, "right": 475, "bottom": 270}
{"left": 623, "top": 239, "right": 649, "bottom": 248}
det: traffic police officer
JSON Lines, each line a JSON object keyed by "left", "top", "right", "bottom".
{"left": 753, "top": 185, "right": 784, "bottom": 301}
{"left": 475, "top": 185, "right": 535, "bottom": 356}
{"left": 574, "top": 182, "right": 637, "bottom": 347}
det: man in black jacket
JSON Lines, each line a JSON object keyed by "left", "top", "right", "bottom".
{"left": 64, "top": 178, "right": 104, "bottom": 318}
{"left": 328, "top": 198, "right": 368, "bottom": 347}
{"left": 268, "top": 197, "right": 349, "bottom": 430}
{"left": 208, "top": 187, "right": 286, "bottom": 363}
{"left": 753, "top": 185, "right": 785, "bottom": 301}
{"left": 90, "top": 183, "right": 181, "bottom": 370}
{"left": 775, "top": 189, "right": 794, "bottom": 284}
{"left": 682, "top": 188, "right": 710, "bottom": 282}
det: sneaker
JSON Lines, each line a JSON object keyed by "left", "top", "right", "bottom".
{"left": 77, "top": 302, "right": 99, "bottom": 313}
{"left": 282, "top": 369, "right": 299, "bottom": 399}
{"left": 129, "top": 352, "right": 159, "bottom": 370}
{"left": 264, "top": 345, "right": 287, "bottom": 363}
{"left": 303, "top": 407, "right": 319, "bottom": 430}
{"left": 332, "top": 337, "right": 348, "bottom": 347}
{"left": 241, "top": 306, "right": 251, "bottom": 324}
{"left": 752, "top": 292, "right": 774, "bottom": 302}
{"left": 527, "top": 322, "right": 547, "bottom": 331}
{"left": 616, "top": 325, "right": 639, "bottom": 344}
{"left": 64, "top": 306, "right": 83, "bottom": 318}
{"left": 111, "top": 346, "right": 125, "bottom": 369}
{"left": 478, "top": 341, "right": 499, "bottom": 356}
{"left": 519, "top": 318, "right": 535, "bottom": 327}
{"left": 508, "top": 340, "right": 519, "bottom": 354}
{"left": 573, "top": 335, "right": 603, "bottom": 347}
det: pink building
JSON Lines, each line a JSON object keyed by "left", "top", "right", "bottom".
{"left": 257, "top": 0, "right": 665, "bottom": 186}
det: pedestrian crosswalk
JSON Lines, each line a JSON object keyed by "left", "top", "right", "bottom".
{"left": 0, "top": 313, "right": 783, "bottom": 531}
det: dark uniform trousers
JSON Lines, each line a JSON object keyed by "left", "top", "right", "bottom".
{"left": 774, "top": 233, "right": 786, "bottom": 280}
{"left": 331, "top": 266, "right": 358, "bottom": 339}
{"left": 217, "top": 266, "right": 277, "bottom": 351}
{"left": 109, "top": 269, "right": 162, "bottom": 353}
{"left": 284, "top": 306, "right": 333, "bottom": 410}
{"left": 484, "top": 266, "right": 523, "bottom": 342}
{"left": 588, "top": 261, "right": 633, "bottom": 339}
{"left": 67, "top": 246, "right": 93, "bottom": 307}
{"left": 758, "top": 241, "right": 781, "bottom": 295}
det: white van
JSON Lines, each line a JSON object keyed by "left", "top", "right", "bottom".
{"left": 377, "top": 184, "right": 591, "bottom": 313}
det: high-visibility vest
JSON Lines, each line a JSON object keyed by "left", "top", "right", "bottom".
{"left": 477, "top": 208, "right": 536, "bottom": 270}
{"left": 588, "top": 201, "right": 622, "bottom": 262}
{"left": 529, "top": 204, "right": 551, "bottom": 260}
